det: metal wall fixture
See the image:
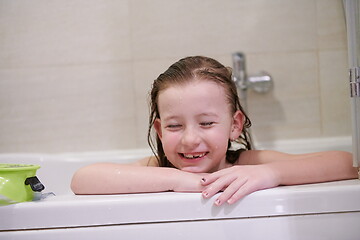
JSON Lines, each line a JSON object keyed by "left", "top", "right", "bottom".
{"left": 350, "top": 67, "right": 360, "bottom": 98}
{"left": 231, "top": 52, "right": 273, "bottom": 148}
{"left": 232, "top": 52, "right": 273, "bottom": 103}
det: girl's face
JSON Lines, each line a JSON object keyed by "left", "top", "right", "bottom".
{"left": 154, "top": 80, "right": 243, "bottom": 173}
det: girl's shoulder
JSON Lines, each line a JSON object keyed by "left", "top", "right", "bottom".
{"left": 236, "top": 149, "right": 258, "bottom": 165}
{"left": 237, "top": 149, "right": 291, "bottom": 165}
{"left": 133, "top": 156, "right": 159, "bottom": 167}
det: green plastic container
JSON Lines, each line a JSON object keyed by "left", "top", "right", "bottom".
{"left": 0, "top": 164, "right": 44, "bottom": 205}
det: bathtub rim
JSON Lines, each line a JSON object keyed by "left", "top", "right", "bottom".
{"left": 0, "top": 135, "right": 352, "bottom": 158}
{"left": 1, "top": 179, "right": 360, "bottom": 231}
{"left": 0, "top": 135, "right": 359, "bottom": 231}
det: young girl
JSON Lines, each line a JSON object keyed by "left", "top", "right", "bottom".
{"left": 71, "top": 56, "right": 358, "bottom": 206}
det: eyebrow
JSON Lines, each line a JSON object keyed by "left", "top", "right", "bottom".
{"left": 196, "top": 112, "right": 220, "bottom": 119}
{"left": 162, "top": 115, "right": 179, "bottom": 121}
{"left": 161, "top": 112, "right": 219, "bottom": 121}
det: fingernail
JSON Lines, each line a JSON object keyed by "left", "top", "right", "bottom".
{"left": 215, "top": 199, "right": 221, "bottom": 206}
{"left": 227, "top": 199, "right": 234, "bottom": 204}
{"left": 202, "top": 192, "right": 209, "bottom": 198}
{"left": 201, "top": 178, "right": 206, "bottom": 183}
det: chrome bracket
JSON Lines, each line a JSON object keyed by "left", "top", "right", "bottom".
{"left": 350, "top": 67, "right": 360, "bottom": 97}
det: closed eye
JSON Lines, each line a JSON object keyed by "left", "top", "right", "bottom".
{"left": 166, "top": 124, "right": 182, "bottom": 130}
{"left": 200, "top": 122, "right": 215, "bottom": 127}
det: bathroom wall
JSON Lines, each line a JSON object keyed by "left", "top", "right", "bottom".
{"left": 0, "top": 0, "right": 351, "bottom": 153}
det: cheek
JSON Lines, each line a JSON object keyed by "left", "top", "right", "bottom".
{"left": 161, "top": 132, "right": 180, "bottom": 150}
{"left": 161, "top": 132, "right": 182, "bottom": 166}
{"left": 212, "top": 124, "right": 231, "bottom": 139}
{"left": 209, "top": 128, "right": 231, "bottom": 151}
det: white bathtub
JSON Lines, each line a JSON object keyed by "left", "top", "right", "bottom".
{"left": 1, "top": 136, "right": 360, "bottom": 240}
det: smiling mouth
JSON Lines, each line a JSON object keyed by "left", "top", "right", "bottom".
{"left": 180, "top": 152, "right": 208, "bottom": 159}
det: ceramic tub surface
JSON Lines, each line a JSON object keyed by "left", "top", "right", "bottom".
{"left": 0, "top": 136, "right": 359, "bottom": 240}
{"left": 0, "top": 180, "right": 360, "bottom": 231}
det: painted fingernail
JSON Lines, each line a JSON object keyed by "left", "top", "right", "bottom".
{"left": 202, "top": 192, "right": 209, "bottom": 198}
{"left": 201, "top": 178, "right": 206, "bottom": 183}
{"left": 215, "top": 199, "right": 221, "bottom": 206}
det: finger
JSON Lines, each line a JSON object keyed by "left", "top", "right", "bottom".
{"left": 226, "top": 181, "right": 258, "bottom": 205}
{"left": 214, "top": 178, "right": 247, "bottom": 206}
{"left": 202, "top": 174, "right": 235, "bottom": 199}
{"left": 201, "top": 168, "right": 230, "bottom": 186}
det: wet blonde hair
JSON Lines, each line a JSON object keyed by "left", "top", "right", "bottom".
{"left": 147, "top": 56, "right": 252, "bottom": 167}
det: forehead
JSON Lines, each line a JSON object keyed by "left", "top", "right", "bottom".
{"left": 157, "top": 80, "right": 231, "bottom": 117}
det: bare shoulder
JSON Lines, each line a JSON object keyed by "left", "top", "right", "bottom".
{"left": 237, "top": 149, "right": 295, "bottom": 165}
{"left": 237, "top": 149, "right": 352, "bottom": 165}
{"left": 132, "top": 156, "right": 159, "bottom": 167}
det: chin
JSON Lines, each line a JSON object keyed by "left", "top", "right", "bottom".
{"left": 180, "top": 166, "right": 210, "bottom": 173}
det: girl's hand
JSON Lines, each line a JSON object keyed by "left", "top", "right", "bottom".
{"left": 172, "top": 170, "right": 210, "bottom": 192}
{"left": 201, "top": 165, "right": 279, "bottom": 206}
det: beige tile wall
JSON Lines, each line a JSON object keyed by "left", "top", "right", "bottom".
{"left": 0, "top": 0, "right": 351, "bottom": 153}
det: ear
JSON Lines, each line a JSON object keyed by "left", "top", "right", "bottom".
{"left": 153, "top": 118, "right": 163, "bottom": 140}
{"left": 230, "top": 110, "right": 244, "bottom": 140}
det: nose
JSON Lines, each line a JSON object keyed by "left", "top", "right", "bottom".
{"left": 181, "top": 127, "right": 201, "bottom": 148}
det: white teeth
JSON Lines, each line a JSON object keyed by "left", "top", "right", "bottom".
{"left": 183, "top": 153, "right": 206, "bottom": 159}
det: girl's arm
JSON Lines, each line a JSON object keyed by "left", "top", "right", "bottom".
{"left": 71, "top": 159, "right": 206, "bottom": 195}
{"left": 242, "top": 150, "right": 357, "bottom": 184}
{"left": 201, "top": 150, "right": 358, "bottom": 206}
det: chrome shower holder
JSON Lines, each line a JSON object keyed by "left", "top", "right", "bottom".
{"left": 232, "top": 52, "right": 273, "bottom": 98}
